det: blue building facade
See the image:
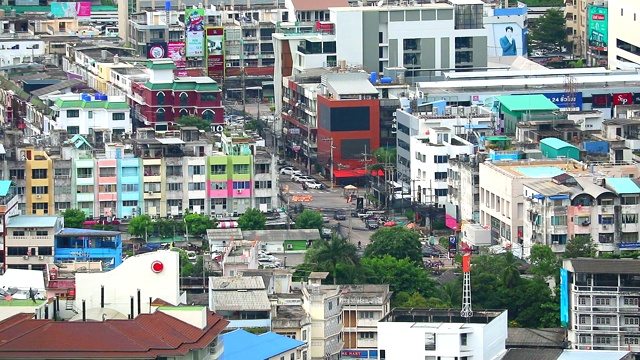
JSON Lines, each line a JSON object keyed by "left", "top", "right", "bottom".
{"left": 117, "top": 158, "right": 143, "bottom": 218}
{"left": 54, "top": 228, "right": 123, "bottom": 269}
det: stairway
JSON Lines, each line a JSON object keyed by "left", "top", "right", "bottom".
{"left": 65, "top": 298, "right": 78, "bottom": 314}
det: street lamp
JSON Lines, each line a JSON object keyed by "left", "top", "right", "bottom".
{"left": 322, "top": 137, "right": 334, "bottom": 190}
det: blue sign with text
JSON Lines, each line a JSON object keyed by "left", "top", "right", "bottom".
{"left": 541, "top": 92, "right": 583, "bottom": 109}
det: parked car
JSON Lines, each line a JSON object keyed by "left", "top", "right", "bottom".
{"left": 365, "top": 219, "right": 379, "bottom": 230}
{"left": 280, "top": 166, "right": 301, "bottom": 175}
{"left": 322, "top": 216, "right": 331, "bottom": 223}
{"left": 334, "top": 211, "right": 347, "bottom": 221}
{"left": 306, "top": 181, "right": 324, "bottom": 189}
{"left": 295, "top": 175, "right": 315, "bottom": 183}
{"left": 321, "top": 228, "right": 332, "bottom": 239}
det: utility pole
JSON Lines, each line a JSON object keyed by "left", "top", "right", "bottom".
{"left": 241, "top": 40, "right": 246, "bottom": 116}
{"left": 322, "top": 137, "right": 334, "bottom": 190}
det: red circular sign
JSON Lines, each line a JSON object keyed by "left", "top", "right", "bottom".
{"left": 151, "top": 261, "right": 164, "bottom": 273}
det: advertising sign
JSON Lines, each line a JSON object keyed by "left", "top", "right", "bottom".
{"left": 560, "top": 268, "right": 569, "bottom": 328}
{"left": 613, "top": 93, "right": 633, "bottom": 106}
{"left": 591, "top": 93, "right": 612, "bottom": 108}
{"left": 50, "top": 2, "right": 91, "bottom": 20}
{"left": 487, "top": 23, "right": 526, "bottom": 57}
{"left": 448, "top": 235, "right": 457, "bottom": 258}
{"left": 540, "top": 92, "right": 583, "bottom": 109}
{"left": 633, "top": 93, "right": 640, "bottom": 104}
{"left": 185, "top": 9, "right": 205, "bottom": 57}
{"left": 146, "top": 42, "right": 168, "bottom": 59}
{"left": 167, "top": 42, "right": 187, "bottom": 68}
{"left": 587, "top": 6, "right": 608, "bottom": 51}
{"left": 340, "top": 350, "right": 378, "bottom": 359}
{"left": 205, "top": 26, "right": 225, "bottom": 80}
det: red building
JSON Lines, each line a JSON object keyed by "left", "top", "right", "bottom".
{"left": 131, "top": 59, "right": 224, "bottom": 131}
{"left": 316, "top": 73, "right": 380, "bottom": 180}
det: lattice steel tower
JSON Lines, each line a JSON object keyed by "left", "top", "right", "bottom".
{"left": 564, "top": 74, "right": 577, "bottom": 110}
{"left": 461, "top": 254, "right": 473, "bottom": 318}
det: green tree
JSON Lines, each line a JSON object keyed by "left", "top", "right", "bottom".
{"left": 499, "top": 251, "right": 521, "bottom": 289}
{"left": 171, "top": 248, "right": 195, "bottom": 276}
{"left": 438, "top": 281, "right": 462, "bottom": 308}
{"left": 295, "top": 210, "right": 324, "bottom": 232}
{"left": 176, "top": 115, "right": 212, "bottom": 131}
{"left": 184, "top": 212, "right": 217, "bottom": 237}
{"left": 304, "top": 236, "right": 359, "bottom": 284}
{"left": 529, "top": 8, "right": 569, "bottom": 53}
{"left": 361, "top": 255, "right": 437, "bottom": 298}
{"left": 62, "top": 208, "right": 86, "bottom": 228}
{"left": 155, "top": 218, "right": 176, "bottom": 238}
{"left": 365, "top": 227, "right": 423, "bottom": 264}
{"left": 237, "top": 208, "right": 267, "bottom": 230}
{"left": 564, "top": 235, "right": 596, "bottom": 259}
{"left": 128, "top": 215, "right": 154, "bottom": 239}
{"left": 394, "top": 292, "right": 449, "bottom": 308}
{"left": 528, "top": 244, "right": 561, "bottom": 278}
{"left": 370, "top": 147, "right": 397, "bottom": 173}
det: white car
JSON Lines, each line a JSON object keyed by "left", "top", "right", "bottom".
{"left": 306, "top": 181, "right": 324, "bottom": 189}
{"left": 280, "top": 166, "right": 301, "bottom": 175}
{"left": 296, "top": 176, "right": 315, "bottom": 183}
{"left": 291, "top": 173, "right": 310, "bottom": 182}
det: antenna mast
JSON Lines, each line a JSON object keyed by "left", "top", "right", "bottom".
{"left": 564, "top": 74, "right": 577, "bottom": 110}
{"left": 461, "top": 253, "right": 473, "bottom": 318}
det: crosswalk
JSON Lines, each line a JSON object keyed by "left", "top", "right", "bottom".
{"left": 288, "top": 190, "right": 328, "bottom": 195}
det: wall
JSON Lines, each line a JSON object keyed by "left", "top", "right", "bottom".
{"left": 608, "top": 0, "right": 640, "bottom": 68}
{"left": 75, "top": 251, "right": 180, "bottom": 316}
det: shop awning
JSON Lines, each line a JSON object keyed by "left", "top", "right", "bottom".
{"left": 333, "top": 169, "right": 384, "bottom": 178}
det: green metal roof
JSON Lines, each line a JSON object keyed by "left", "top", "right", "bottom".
{"left": 146, "top": 61, "right": 177, "bottom": 70}
{"left": 496, "top": 94, "right": 559, "bottom": 112}
{"left": 540, "top": 137, "right": 576, "bottom": 150}
{"left": 54, "top": 98, "right": 129, "bottom": 110}
{"left": 69, "top": 134, "right": 93, "bottom": 150}
{"left": 0, "top": 180, "right": 12, "bottom": 197}
{"left": 143, "top": 81, "right": 220, "bottom": 91}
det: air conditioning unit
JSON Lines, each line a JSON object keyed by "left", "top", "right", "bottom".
{"left": 226, "top": 62, "right": 232, "bottom": 67}
{"left": 237, "top": 189, "right": 243, "bottom": 193}
{"left": 148, "top": 191, "right": 154, "bottom": 195}
{"left": 38, "top": 255, "right": 44, "bottom": 260}
{"left": 35, "top": 194, "right": 42, "bottom": 199}
{"left": 286, "top": 244, "right": 293, "bottom": 250}
{"left": 23, "top": 255, "right": 29, "bottom": 260}
{"left": 392, "top": 111, "right": 397, "bottom": 117}
{"left": 602, "top": 224, "right": 610, "bottom": 230}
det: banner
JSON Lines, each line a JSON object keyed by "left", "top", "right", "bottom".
{"left": 168, "top": 42, "right": 187, "bottom": 68}
{"left": 560, "top": 268, "right": 569, "bottom": 328}
{"left": 487, "top": 23, "right": 526, "bottom": 57}
{"left": 613, "top": 93, "right": 633, "bottom": 106}
{"left": 205, "top": 26, "right": 225, "bottom": 80}
{"left": 540, "top": 92, "right": 583, "bottom": 109}
{"left": 146, "top": 42, "right": 168, "bottom": 59}
{"left": 185, "top": 9, "right": 205, "bottom": 57}
{"left": 587, "top": 6, "right": 608, "bottom": 51}
{"left": 50, "top": 2, "right": 91, "bottom": 20}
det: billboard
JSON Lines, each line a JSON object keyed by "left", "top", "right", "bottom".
{"left": 591, "top": 93, "right": 612, "bottom": 108}
{"left": 185, "top": 9, "right": 205, "bottom": 57}
{"left": 146, "top": 42, "right": 168, "bottom": 59}
{"left": 560, "top": 268, "right": 569, "bottom": 328}
{"left": 50, "top": 2, "right": 91, "bottom": 20}
{"left": 613, "top": 93, "right": 633, "bottom": 106}
{"left": 205, "top": 26, "right": 225, "bottom": 80}
{"left": 540, "top": 92, "right": 583, "bottom": 109}
{"left": 587, "top": 6, "right": 608, "bottom": 51}
{"left": 168, "top": 42, "right": 187, "bottom": 68}
{"left": 487, "top": 23, "right": 526, "bottom": 57}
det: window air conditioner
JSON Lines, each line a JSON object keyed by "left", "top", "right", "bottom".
{"left": 286, "top": 244, "right": 293, "bottom": 250}
{"left": 38, "top": 255, "right": 44, "bottom": 260}
{"left": 237, "top": 189, "right": 243, "bottom": 194}
{"left": 36, "top": 194, "right": 42, "bottom": 199}
{"left": 23, "top": 255, "right": 29, "bottom": 260}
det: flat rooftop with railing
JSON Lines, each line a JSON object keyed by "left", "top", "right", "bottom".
{"left": 381, "top": 308, "right": 504, "bottom": 324}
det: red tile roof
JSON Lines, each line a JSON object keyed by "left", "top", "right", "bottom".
{"left": 0, "top": 310, "right": 228, "bottom": 359}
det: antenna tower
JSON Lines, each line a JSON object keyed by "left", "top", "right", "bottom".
{"left": 564, "top": 74, "right": 577, "bottom": 110}
{"left": 460, "top": 253, "right": 473, "bottom": 318}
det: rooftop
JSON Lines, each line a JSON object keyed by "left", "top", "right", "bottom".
{"left": 483, "top": 159, "right": 593, "bottom": 179}
{"left": 325, "top": 73, "right": 378, "bottom": 96}
{"left": 6, "top": 215, "right": 60, "bottom": 228}
{"left": 380, "top": 308, "right": 504, "bottom": 324}
{"left": 506, "top": 328, "right": 566, "bottom": 349}
{"left": 211, "top": 289, "right": 271, "bottom": 311}
{"left": 220, "top": 329, "right": 305, "bottom": 360}
{"left": 273, "top": 305, "right": 307, "bottom": 320}
{"left": 564, "top": 258, "right": 640, "bottom": 275}
{"left": 53, "top": 98, "right": 129, "bottom": 110}
{"left": 0, "top": 310, "right": 228, "bottom": 358}
{"left": 527, "top": 181, "right": 574, "bottom": 197}
{"left": 497, "top": 94, "right": 559, "bottom": 112}
{"left": 604, "top": 177, "right": 640, "bottom": 195}
{"left": 143, "top": 77, "right": 220, "bottom": 91}
{"left": 540, "top": 137, "right": 577, "bottom": 150}
{"left": 340, "top": 284, "right": 392, "bottom": 305}
{"left": 210, "top": 276, "right": 265, "bottom": 291}
{"left": 0, "top": 180, "right": 12, "bottom": 197}
{"left": 602, "top": 118, "right": 640, "bottom": 126}
{"left": 290, "top": 0, "right": 349, "bottom": 11}
{"left": 56, "top": 228, "right": 121, "bottom": 238}
{"left": 31, "top": 79, "right": 84, "bottom": 97}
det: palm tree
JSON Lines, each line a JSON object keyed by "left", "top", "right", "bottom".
{"left": 438, "top": 281, "right": 462, "bottom": 308}
{"left": 306, "top": 236, "right": 359, "bottom": 285}
{"left": 499, "top": 251, "right": 521, "bottom": 288}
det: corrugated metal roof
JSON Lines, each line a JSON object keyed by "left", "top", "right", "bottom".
{"left": 221, "top": 329, "right": 305, "bottom": 360}
{"left": 0, "top": 180, "right": 11, "bottom": 197}
{"left": 6, "top": 216, "right": 60, "bottom": 228}
{"left": 56, "top": 228, "right": 120, "bottom": 237}
{"left": 243, "top": 229, "right": 320, "bottom": 242}
{"left": 506, "top": 328, "right": 566, "bottom": 348}
{"left": 574, "top": 177, "right": 614, "bottom": 199}
{"left": 605, "top": 177, "right": 640, "bottom": 194}
{"left": 567, "top": 258, "right": 640, "bottom": 275}
{"left": 557, "top": 350, "right": 631, "bottom": 360}
{"left": 211, "top": 290, "right": 271, "bottom": 311}
{"left": 31, "top": 79, "right": 83, "bottom": 97}
{"left": 210, "top": 276, "right": 265, "bottom": 291}
{"left": 502, "top": 349, "right": 562, "bottom": 360}
{"left": 325, "top": 73, "right": 378, "bottom": 95}
{"left": 540, "top": 137, "right": 577, "bottom": 150}
{"left": 497, "top": 94, "right": 559, "bottom": 112}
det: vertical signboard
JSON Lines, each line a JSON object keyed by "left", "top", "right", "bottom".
{"left": 587, "top": 6, "right": 608, "bottom": 51}
{"left": 185, "top": 9, "right": 205, "bottom": 57}
{"left": 560, "top": 268, "right": 569, "bottom": 328}
{"left": 448, "top": 235, "right": 457, "bottom": 259}
{"left": 168, "top": 42, "right": 187, "bottom": 68}
{"left": 205, "top": 26, "right": 225, "bottom": 80}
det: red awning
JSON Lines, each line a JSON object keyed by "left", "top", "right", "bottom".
{"left": 333, "top": 169, "right": 385, "bottom": 178}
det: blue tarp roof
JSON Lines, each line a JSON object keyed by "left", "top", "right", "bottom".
{"left": 221, "top": 329, "right": 305, "bottom": 360}
{"left": 605, "top": 178, "right": 640, "bottom": 195}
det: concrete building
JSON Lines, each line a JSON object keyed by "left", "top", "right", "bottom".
{"left": 377, "top": 308, "right": 508, "bottom": 360}
{"left": 48, "top": 94, "right": 132, "bottom": 136}
{"left": 341, "top": 284, "right": 391, "bottom": 358}
{"left": 564, "top": 0, "right": 595, "bottom": 58}
{"left": 302, "top": 272, "right": 343, "bottom": 360}
{"left": 608, "top": 0, "right": 640, "bottom": 69}
{"left": 4, "top": 215, "right": 63, "bottom": 271}
{"left": 54, "top": 228, "right": 123, "bottom": 270}
{"left": 563, "top": 258, "right": 640, "bottom": 353}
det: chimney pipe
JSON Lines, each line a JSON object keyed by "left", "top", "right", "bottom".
{"left": 82, "top": 300, "right": 86, "bottom": 322}
{"left": 130, "top": 296, "right": 134, "bottom": 319}
{"left": 44, "top": 305, "right": 49, "bottom": 319}
{"left": 149, "top": 297, "right": 153, "bottom": 314}
{"left": 53, "top": 296, "right": 57, "bottom": 320}
{"left": 101, "top": 285, "right": 104, "bottom": 308}
{"left": 137, "top": 289, "right": 141, "bottom": 316}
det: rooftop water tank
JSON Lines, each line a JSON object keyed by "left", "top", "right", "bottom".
{"left": 380, "top": 77, "right": 393, "bottom": 83}
{"left": 370, "top": 72, "right": 377, "bottom": 83}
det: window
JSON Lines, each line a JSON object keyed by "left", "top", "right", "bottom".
{"left": 179, "top": 109, "right": 189, "bottom": 117}
{"left": 595, "top": 317, "right": 611, "bottom": 325}
{"left": 157, "top": 92, "right": 165, "bottom": 105}
{"left": 88, "top": 111, "right": 93, "bottom": 119}
{"left": 302, "top": 330, "right": 307, "bottom": 341}
{"left": 112, "top": 112, "right": 125, "bottom": 121}
{"left": 201, "top": 93, "right": 218, "bottom": 102}
{"left": 625, "top": 317, "right": 639, "bottom": 325}
{"left": 67, "top": 126, "right": 80, "bottom": 134}
{"left": 77, "top": 185, "right": 94, "bottom": 193}
{"left": 210, "top": 165, "right": 226, "bottom": 174}
{"left": 256, "top": 164, "right": 270, "bottom": 174}
{"left": 599, "top": 215, "right": 614, "bottom": 224}
{"left": 551, "top": 234, "right": 567, "bottom": 244}
{"left": 99, "top": 185, "right": 117, "bottom": 193}
{"left": 55, "top": 202, "right": 70, "bottom": 211}
{"left": 578, "top": 296, "right": 587, "bottom": 305}
{"left": 624, "top": 298, "right": 639, "bottom": 306}
{"left": 403, "top": 38, "right": 419, "bottom": 51}
{"left": 188, "top": 182, "right": 206, "bottom": 191}
{"left": 210, "top": 182, "right": 227, "bottom": 190}
{"left": 180, "top": 92, "right": 188, "bottom": 106}
{"left": 623, "top": 214, "right": 638, "bottom": 224}
{"left": 435, "top": 189, "right": 448, "bottom": 197}
{"left": 202, "top": 109, "right": 215, "bottom": 122}
{"left": 32, "top": 169, "right": 47, "bottom": 179}
{"left": 359, "top": 311, "right": 374, "bottom": 319}
{"left": 233, "top": 181, "right": 250, "bottom": 189}
{"left": 7, "top": 247, "right": 27, "bottom": 255}
{"left": 31, "top": 186, "right": 48, "bottom": 195}
{"left": 359, "top": 332, "right": 375, "bottom": 339}
{"left": 123, "top": 201, "right": 138, "bottom": 207}
{"left": 290, "top": 353, "right": 295, "bottom": 360}
{"left": 434, "top": 172, "right": 447, "bottom": 181}
{"left": 33, "top": 202, "right": 48, "bottom": 214}
{"left": 595, "top": 297, "right": 611, "bottom": 305}
{"left": 424, "top": 333, "right": 436, "bottom": 351}
{"left": 434, "top": 155, "right": 448, "bottom": 163}
{"left": 595, "top": 336, "right": 612, "bottom": 344}
{"left": 12, "top": 231, "right": 25, "bottom": 237}
{"left": 38, "top": 247, "right": 53, "bottom": 255}
{"left": 166, "top": 165, "right": 182, "bottom": 176}
{"left": 579, "top": 315, "right": 587, "bottom": 324}
{"left": 254, "top": 181, "right": 272, "bottom": 189}
{"left": 551, "top": 216, "right": 567, "bottom": 226}
{"left": 9, "top": 169, "right": 25, "bottom": 179}
{"left": 77, "top": 168, "right": 93, "bottom": 178}
{"left": 122, "top": 184, "right": 139, "bottom": 192}
{"left": 122, "top": 167, "right": 137, "bottom": 177}
{"left": 189, "top": 165, "right": 205, "bottom": 175}
{"left": 54, "top": 168, "right": 70, "bottom": 176}
{"left": 36, "top": 231, "right": 48, "bottom": 236}
{"left": 625, "top": 337, "right": 639, "bottom": 345}
{"left": 156, "top": 108, "right": 165, "bottom": 122}
{"left": 461, "top": 333, "right": 468, "bottom": 346}
{"left": 302, "top": 351, "right": 307, "bottom": 360}
{"left": 144, "top": 183, "right": 161, "bottom": 192}
{"left": 67, "top": 110, "right": 79, "bottom": 118}
{"left": 166, "top": 182, "right": 182, "bottom": 191}
{"left": 100, "top": 167, "right": 116, "bottom": 177}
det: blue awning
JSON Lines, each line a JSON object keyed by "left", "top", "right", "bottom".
{"left": 533, "top": 194, "right": 545, "bottom": 200}
{"left": 549, "top": 195, "right": 570, "bottom": 200}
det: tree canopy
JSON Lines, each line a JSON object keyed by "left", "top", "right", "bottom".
{"left": 176, "top": 115, "right": 211, "bottom": 131}
{"left": 564, "top": 235, "right": 596, "bottom": 259}
{"left": 295, "top": 210, "right": 324, "bottom": 232}
{"left": 237, "top": 208, "right": 267, "bottom": 230}
{"left": 304, "top": 236, "right": 359, "bottom": 284}
{"left": 365, "top": 227, "right": 423, "bottom": 264}
{"left": 128, "top": 215, "right": 154, "bottom": 238}
{"left": 62, "top": 208, "right": 86, "bottom": 228}
{"left": 528, "top": 8, "right": 569, "bottom": 53}
{"left": 184, "top": 212, "right": 218, "bottom": 236}
{"left": 528, "top": 244, "right": 561, "bottom": 278}
{"left": 361, "top": 255, "right": 437, "bottom": 298}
